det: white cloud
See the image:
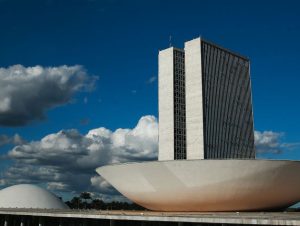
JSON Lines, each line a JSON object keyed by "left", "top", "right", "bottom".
{"left": 254, "top": 130, "right": 300, "bottom": 154}
{"left": 147, "top": 76, "right": 157, "bottom": 84}
{"left": 4, "top": 119, "right": 298, "bottom": 200}
{"left": 0, "top": 64, "right": 96, "bottom": 126}
{"left": 0, "top": 134, "right": 26, "bottom": 147}
{"left": 1, "top": 115, "right": 158, "bottom": 198}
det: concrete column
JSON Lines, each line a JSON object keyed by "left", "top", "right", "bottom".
{"left": 20, "top": 217, "right": 25, "bottom": 226}
{"left": 158, "top": 47, "right": 175, "bottom": 161}
{"left": 185, "top": 37, "right": 205, "bottom": 160}
{"left": 38, "top": 217, "right": 44, "bottom": 226}
{"left": 4, "top": 216, "right": 8, "bottom": 226}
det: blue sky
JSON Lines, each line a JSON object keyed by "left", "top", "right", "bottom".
{"left": 0, "top": 0, "right": 300, "bottom": 199}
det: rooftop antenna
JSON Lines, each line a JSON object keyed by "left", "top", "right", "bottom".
{"left": 169, "top": 35, "right": 172, "bottom": 47}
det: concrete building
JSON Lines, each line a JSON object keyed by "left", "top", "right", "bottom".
{"left": 159, "top": 38, "right": 255, "bottom": 161}
{"left": 1, "top": 38, "right": 300, "bottom": 224}
{"left": 0, "top": 184, "right": 69, "bottom": 209}
{"left": 97, "top": 38, "right": 300, "bottom": 212}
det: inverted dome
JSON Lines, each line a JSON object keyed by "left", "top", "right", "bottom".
{"left": 0, "top": 184, "right": 69, "bottom": 209}
{"left": 97, "top": 159, "right": 300, "bottom": 211}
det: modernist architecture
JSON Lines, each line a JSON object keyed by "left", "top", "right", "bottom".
{"left": 97, "top": 159, "right": 300, "bottom": 211}
{"left": 159, "top": 38, "right": 255, "bottom": 160}
{"left": 0, "top": 184, "right": 69, "bottom": 209}
{"left": 2, "top": 38, "right": 300, "bottom": 224}
{"left": 96, "top": 38, "right": 300, "bottom": 212}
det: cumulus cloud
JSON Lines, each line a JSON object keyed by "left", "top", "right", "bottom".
{"left": 0, "top": 64, "right": 96, "bottom": 126}
{"left": 1, "top": 115, "right": 158, "bottom": 199}
{"left": 254, "top": 130, "right": 300, "bottom": 154}
{"left": 0, "top": 134, "right": 26, "bottom": 147}
{"left": 3, "top": 119, "right": 298, "bottom": 200}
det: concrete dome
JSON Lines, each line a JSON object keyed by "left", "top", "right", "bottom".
{"left": 0, "top": 184, "right": 69, "bottom": 209}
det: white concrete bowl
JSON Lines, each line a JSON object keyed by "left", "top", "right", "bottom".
{"left": 96, "top": 159, "right": 300, "bottom": 211}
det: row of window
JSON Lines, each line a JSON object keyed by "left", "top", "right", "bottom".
{"left": 175, "top": 155, "right": 186, "bottom": 160}
{"left": 174, "top": 62, "right": 184, "bottom": 69}
{"left": 206, "top": 136, "right": 254, "bottom": 146}
{"left": 174, "top": 50, "right": 184, "bottom": 57}
{"left": 174, "top": 93, "right": 185, "bottom": 98}
{"left": 174, "top": 106, "right": 185, "bottom": 111}
{"left": 174, "top": 49, "right": 187, "bottom": 160}
{"left": 174, "top": 140, "right": 186, "bottom": 145}
{"left": 174, "top": 133, "right": 186, "bottom": 138}
{"left": 202, "top": 42, "right": 254, "bottom": 159}
{"left": 174, "top": 77, "right": 185, "bottom": 83}
{"left": 174, "top": 103, "right": 185, "bottom": 108}
{"left": 203, "top": 67, "right": 247, "bottom": 83}
{"left": 174, "top": 126, "right": 186, "bottom": 132}
{"left": 202, "top": 44, "right": 248, "bottom": 67}
{"left": 174, "top": 85, "right": 185, "bottom": 91}
{"left": 174, "top": 111, "right": 185, "bottom": 117}
{"left": 174, "top": 107, "right": 185, "bottom": 112}
{"left": 174, "top": 68, "right": 184, "bottom": 73}
{"left": 174, "top": 82, "right": 185, "bottom": 88}
{"left": 174, "top": 118, "right": 186, "bottom": 124}
{"left": 174, "top": 102, "right": 185, "bottom": 106}
{"left": 175, "top": 149, "right": 186, "bottom": 154}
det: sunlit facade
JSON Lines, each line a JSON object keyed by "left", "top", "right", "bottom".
{"left": 159, "top": 38, "right": 255, "bottom": 160}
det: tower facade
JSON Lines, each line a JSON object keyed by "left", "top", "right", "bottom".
{"left": 158, "top": 38, "right": 255, "bottom": 161}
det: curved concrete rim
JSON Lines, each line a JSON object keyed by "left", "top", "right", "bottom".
{"left": 96, "top": 159, "right": 300, "bottom": 171}
{"left": 96, "top": 159, "right": 300, "bottom": 212}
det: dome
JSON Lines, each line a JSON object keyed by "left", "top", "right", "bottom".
{"left": 0, "top": 184, "right": 69, "bottom": 209}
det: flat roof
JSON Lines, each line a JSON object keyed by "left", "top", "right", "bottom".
{"left": 1, "top": 209, "right": 300, "bottom": 225}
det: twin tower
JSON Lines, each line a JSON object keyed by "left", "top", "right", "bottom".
{"left": 158, "top": 38, "right": 255, "bottom": 161}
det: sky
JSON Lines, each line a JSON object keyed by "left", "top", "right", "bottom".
{"left": 0, "top": 0, "right": 300, "bottom": 201}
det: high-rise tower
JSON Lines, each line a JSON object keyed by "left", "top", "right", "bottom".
{"left": 158, "top": 38, "right": 255, "bottom": 161}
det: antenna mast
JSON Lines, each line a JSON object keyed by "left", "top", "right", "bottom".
{"left": 169, "top": 35, "right": 172, "bottom": 47}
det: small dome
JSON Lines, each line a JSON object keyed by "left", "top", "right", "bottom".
{"left": 0, "top": 184, "right": 69, "bottom": 209}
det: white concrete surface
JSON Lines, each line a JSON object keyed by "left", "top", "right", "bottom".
{"left": 0, "top": 184, "right": 69, "bottom": 209}
{"left": 184, "top": 38, "right": 205, "bottom": 159}
{"left": 158, "top": 47, "right": 175, "bottom": 161}
{"left": 2, "top": 209, "right": 300, "bottom": 225}
{"left": 97, "top": 159, "right": 300, "bottom": 211}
